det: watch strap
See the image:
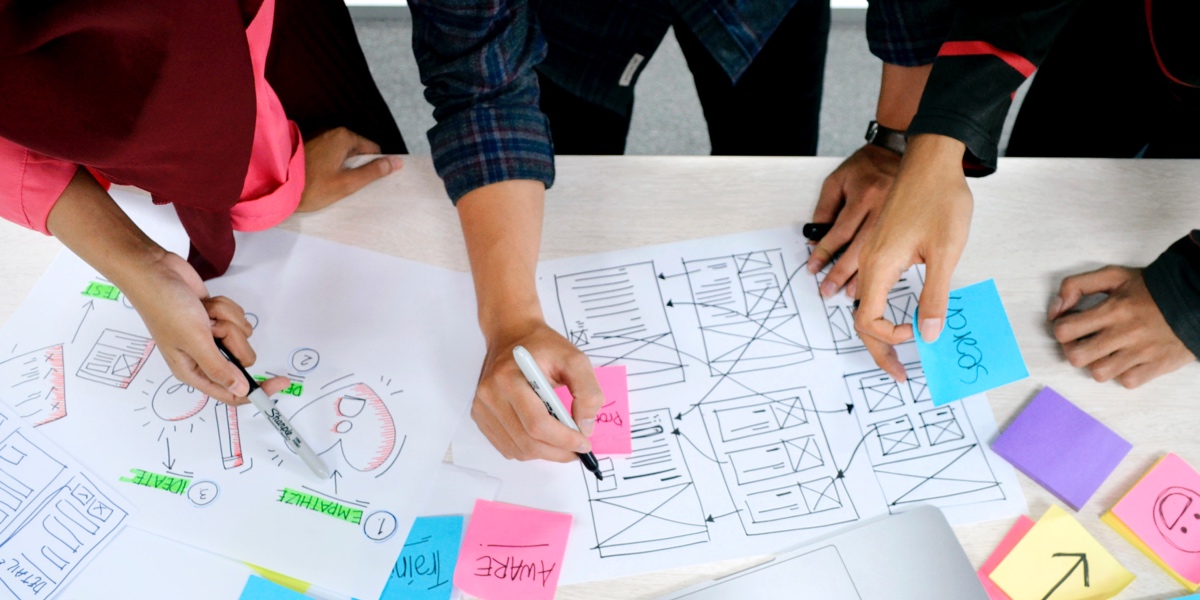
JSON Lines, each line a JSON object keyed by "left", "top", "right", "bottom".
{"left": 865, "top": 120, "right": 907, "bottom": 155}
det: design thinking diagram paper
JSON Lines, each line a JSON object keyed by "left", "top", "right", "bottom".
{"left": 0, "top": 192, "right": 485, "bottom": 600}
{"left": 452, "top": 227, "right": 1025, "bottom": 584}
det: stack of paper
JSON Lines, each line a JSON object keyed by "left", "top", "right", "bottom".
{"left": 1103, "top": 454, "right": 1200, "bottom": 592}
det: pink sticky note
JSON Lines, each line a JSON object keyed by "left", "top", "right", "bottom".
{"left": 1112, "top": 453, "right": 1200, "bottom": 582}
{"left": 555, "top": 365, "right": 631, "bottom": 455}
{"left": 978, "top": 515, "right": 1036, "bottom": 599}
{"left": 453, "top": 499, "right": 572, "bottom": 600}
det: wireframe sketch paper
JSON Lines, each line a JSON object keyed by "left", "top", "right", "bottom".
{"left": 978, "top": 516, "right": 1035, "bottom": 600}
{"left": 1104, "top": 453, "right": 1200, "bottom": 590}
{"left": 453, "top": 500, "right": 572, "bottom": 600}
{"left": 662, "top": 505, "right": 987, "bottom": 599}
{"left": 0, "top": 191, "right": 485, "bottom": 600}
{"left": 452, "top": 227, "right": 1025, "bottom": 584}
{"left": 913, "top": 279, "right": 1028, "bottom": 406}
{"left": 992, "top": 387, "right": 1130, "bottom": 511}
{"left": 0, "top": 397, "right": 130, "bottom": 600}
{"left": 556, "top": 366, "right": 631, "bottom": 455}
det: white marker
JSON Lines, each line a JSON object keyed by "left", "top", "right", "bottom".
{"left": 214, "top": 339, "right": 330, "bottom": 479}
{"left": 512, "top": 345, "right": 603, "bottom": 480}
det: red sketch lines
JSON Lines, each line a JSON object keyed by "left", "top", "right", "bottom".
{"left": 292, "top": 382, "right": 400, "bottom": 474}
{"left": 0, "top": 345, "right": 68, "bottom": 426}
{"left": 216, "top": 404, "right": 244, "bottom": 470}
{"left": 77, "top": 330, "right": 154, "bottom": 389}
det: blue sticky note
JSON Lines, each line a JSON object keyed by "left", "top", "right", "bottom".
{"left": 240, "top": 576, "right": 308, "bottom": 600}
{"left": 913, "top": 279, "right": 1028, "bottom": 405}
{"left": 381, "top": 515, "right": 465, "bottom": 600}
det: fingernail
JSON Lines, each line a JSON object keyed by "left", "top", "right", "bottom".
{"left": 807, "top": 258, "right": 819, "bottom": 274}
{"left": 230, "top": 380, "right": 249, "bottom": 396}
{"left": 575, "top": 440, "right": 592, "bottom": 453}
{"left": 378, "top": 159, "right": 393, "bottom": 175}
{"left": 846, "top": 280, "right": 858, "bottom": 299}
{"left": 919, "top": 318, "right": 943, "bottom": 343}
{"left": 579, "top": 418, "right": 596, "bottom": 437}
{"left": 820, "top": 281, "right": 836, "bottom": 298}
{"left": 1049, "top": 297, "right": 1063, "bottom": 319}
{"left": 388, "top": 156, "right": 403, "bottom": 171}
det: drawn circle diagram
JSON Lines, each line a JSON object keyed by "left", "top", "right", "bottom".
{"left": 1154, "top": 486, "right": 1200, "bottom": 552}
{"left": 362, "top": 511, "right": 398, "bottom": 541}
{"left": 289, "top": 348, "right": 320, "bottom": 373}
{"left": 153, "top": 376, "right": 210, "bottom": 421}
{"left": 245, "top": 313, "right": 259, "bottom": 330}
{"left": 187, "top": 481, "right": 220, "bottom": 507}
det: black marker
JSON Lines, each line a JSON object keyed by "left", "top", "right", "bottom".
{"left": 802, "top": 223, "right": 833, "bottom": 242}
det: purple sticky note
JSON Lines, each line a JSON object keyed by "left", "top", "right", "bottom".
{"left": 992, "top": 387, "right": 1131, "bottom": 510}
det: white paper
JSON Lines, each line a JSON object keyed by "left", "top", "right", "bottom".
{"left": 452, "top": 227, "right": 1025, "bottom": 583}
{"left": 0, "top": 391, "right": 130, "bottom": 599}
{"left": 661, "top": 505, "right": 988, "bottom": 599}
{"left": 62, "top": 463, "right": 500, "bottom": 600}
{"left": 0, "top": 192, "right": 485, "bottom": 600}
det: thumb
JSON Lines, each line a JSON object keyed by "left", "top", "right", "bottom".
{"left": 1051, "top": 266, "right": 1127, "bottom": 319}
{"left": 916, "top": 259, "right": 954, "bottom": 343}
{"left": 560, "top": 357, "right": 603, "bottom": 437}
{"left": 195, "top": 340, "right": 250, "bottom": 398}
{"left": 338, "top": 156, "right": 402, "bottom": 197}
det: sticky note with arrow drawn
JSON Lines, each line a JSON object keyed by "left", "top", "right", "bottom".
{"left": 989, "top": 505, "right": 1133, "bottom": 600}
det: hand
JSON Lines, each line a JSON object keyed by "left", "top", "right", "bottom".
{"left": 297, "top": 127, "right": 402, "bottom": 213}
{"left": 806, "top": 144, "right": 901, "bottom": 299}
{"left": 472, "top": 320, "right": 603, "bottom": 462}
{"left": 854, "top": 135, "right": 973, "bottom": 381}
{"left": 1050, "top": 266, "right": 1194, "bottom": 387}
{"left": 121, "top": 252, "right": 290, "bottom": 405}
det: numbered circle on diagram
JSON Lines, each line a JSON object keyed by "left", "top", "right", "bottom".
{"left": 187, "top": 481, "right": 220, "bottom": 507}
{"left": 289, "top": 348, "right": 320, "bottom": 373}
{"left": 362, "top": 510, "right": 398, "bottom": 542}
{"left": 245, "top": 313, "right": 259, "bottom": 331}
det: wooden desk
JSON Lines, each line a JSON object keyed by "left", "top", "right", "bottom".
{"left": 1, "top": 157, "right": 1196, "bottom": 599}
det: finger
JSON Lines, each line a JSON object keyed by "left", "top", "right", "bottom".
{"left": 345, "top": 130, "right": 382, "bottom": 157}
{"left": 862, "top": 335, "right": 908, "bottom": 382}
{"left": 510, "top": 382, "right": 592, "bottom": 454}
{"left": 211, "top": 321, "right": 257, "bottom": 367}
{"left": 191, "top": 337, "right": 250, "bottom": 397}
{"left": 488, "top": 397, "right": 578, "bottom": 462}
{"left": 258, "top": 375, "right": 291, "bottom": 397}
{"left": 554, "top": 354, "right": 603, "bottom": 437}
{"left": 821, "top": 233, "right": 867, "bottom": 298}
{"left": 204, "top": 297, "right": 252, "bottom": 338}
{"left": 915, "top": 255, "right": 956, "bottom": 343}
{"left": 1061, "top": 328, "right": 1124, "bottom": 369}
{"left": 1087, "top": 348, "right": 1141, "bottom": 383}
{"left": 854, "top": 255, "right": 913, "bottom": 347}
{"left": 812, "top": 173, "right": 846, "bottom": 224}
{"left": 473, "top": 406, "right": 519, "bottom": 460}
{"left": 1052, "top": 301, "right": 1116, "bottom": 344}
{"left": 166, "top": 350, "right": 246, "bottom": 406}
{"left": 1115, "top": 360, "right": 1177, "bottom": 389}
{"left": 336, "top": 157, "right": 400, "bottom": 198}
{"left": 845, "top": 274, "right": 859, "bottom": 300}
{"left": 1051, "top": 266, "right": 1130, "bottom": 319}
{"left": 807, "top": 205, "right": 867, "bottom": 277}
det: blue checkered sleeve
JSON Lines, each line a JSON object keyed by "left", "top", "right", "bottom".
{"left": 410, "top": 0, "right": 555, "bottom": 203}
{"left": 866, "top": 0, "right": 956, "bottom": 67}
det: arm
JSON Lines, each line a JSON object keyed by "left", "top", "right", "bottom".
{"left": 47, "top": 168, "right": 289, "bottom": 403}
{"left": 410, "top": 0, "right": 601, "bottom": 461}
{"left": 853, "top": 0, "right": 1082, "bottom": 380}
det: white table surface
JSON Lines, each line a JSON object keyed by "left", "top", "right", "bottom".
{"left": 1, "top": 156, "right": 1196, "bottom": 599}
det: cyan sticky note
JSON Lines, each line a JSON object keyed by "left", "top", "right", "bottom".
{"left": 239, "top": 575, "right": 308, "bottom": 600}
{"left": 914, "top": 279, "right": 1028, "bottom": 405}
{"left": 382, "top": 515, "right": 466, "bottom": 600}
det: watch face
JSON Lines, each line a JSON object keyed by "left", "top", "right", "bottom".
{"left": 865, "top": 120, "right": 879, "bottom": 142}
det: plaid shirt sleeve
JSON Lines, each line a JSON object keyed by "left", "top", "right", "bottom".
{"left": 866, "top": 0, "right": 957, "bottom": 67}
{"left": 409, "top": 0, "right": 554, "bottom": 203}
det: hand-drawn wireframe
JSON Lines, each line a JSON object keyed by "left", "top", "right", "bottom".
{"left": 1153, "top": 486, "right": 1200, "bottom": 553}
{"left": 846, "top": 364, "right": 1006, "bottom": 513}
{"left": 0, "top": 346, "right": 67, "bottom": 426}
{"left": 812, "top": 251, "right": 924, "bottom": 354}
{"left": 76, "top": 329, "right": 154, "bottom": 389}
{"left": 698, "top": 387, "right": 858, "bottom": 535}
{"left": 682, "top": 250, "right": 814, "bottom": 376}
{"left": 582, "top": 410, "right": 709, "bottom": 557}
{"left": 553, "top": 262, "right": 686, "bottom": 391}
{"left": 0, "top": 431, "right": 66, "bottom": 525}
{"left": 288, "top": 379, "right": 403, "bottom": 476}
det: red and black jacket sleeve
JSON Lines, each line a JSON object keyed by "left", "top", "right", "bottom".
{"left": 1145, "top": 232, "right": 1200, "bottom": 360}
{"left": 906, "top": 0, "right": 1083, "bottom": 175}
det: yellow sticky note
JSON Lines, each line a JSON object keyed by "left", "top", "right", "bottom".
{"left": 245, "top": 563, "right": 311, "bottom": 594}
{"left": 990, "top": 505, "right": 1134, "bottom": 600}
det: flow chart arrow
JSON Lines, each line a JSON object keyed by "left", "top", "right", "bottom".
{"left": 1043, "top": 553, "right": 1089, "bottom": 599}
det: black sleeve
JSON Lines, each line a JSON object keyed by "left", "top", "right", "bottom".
{"left": 1143, "top": 231, "right": 1200, "bottom": 360}
{"left": 906, "top": 0, "right": 1083, "bottom": 175}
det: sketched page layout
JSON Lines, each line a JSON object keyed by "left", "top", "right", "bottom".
{"left": 452, "top": 227, "right": 1024, "bottom": 584}
{"left": 0, "top": 192, "right": 484, "bottom": 600}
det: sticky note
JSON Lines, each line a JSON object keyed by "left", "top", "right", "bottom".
{"left": 453, "top": 499, "right": 572, "bottom": 600}
{"left": 555, "top": 365, "right": 631, "bottom": 455}
{"left": 978, "top": 515, "right": 1036, "bottom": 600}
{"left": 239, "top": 575, "right": 308, "bottom": 600}
{"left": 1103, "top": 454, "right": 1200, "bottom": 590}
{"left": 992, "top": 387, "right": 1131, "bottom": 510}
{"left": 382, "top": 515, "right": 465, "bottom": 600}
{"left": 913, "top": 279, "right": 1028, "bottom": 405}
{"left": 990, "top": 505, "right": 1134, "bottom": 600}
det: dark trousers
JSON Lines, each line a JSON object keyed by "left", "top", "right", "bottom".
{"left": 1007, "top": 0, "right": 1200, "bottom": 159}
{"left": 538, "top": 0, "right": 830, "bottom": 156}
{"left": 265, "top": 0, "right": 407, "bottom": 153}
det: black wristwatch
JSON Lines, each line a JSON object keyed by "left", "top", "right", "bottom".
{"left": 865, "top": 120, "right": 907, "bottom": 155}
